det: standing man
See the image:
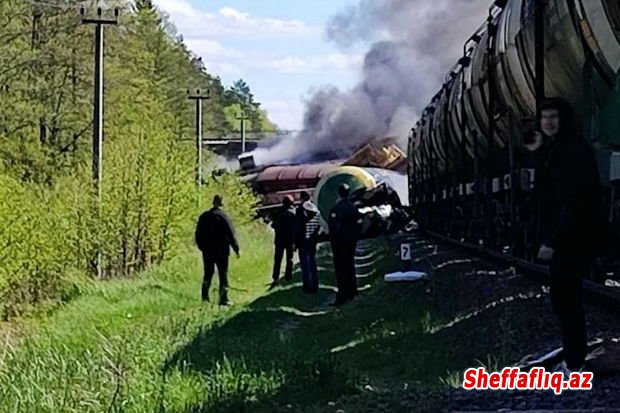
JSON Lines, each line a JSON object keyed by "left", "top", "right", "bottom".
{"left": 294, "top": 192, "right": 311, "bottom": 253}
{"left": 270, "top": 196, "right": 296, "bottom": 287}
{"left": 195, "top": 194, "right": 240, "bottom": 306}
{"left": 328, "top": 183, "right": 363, "bottom": 305}
{"left": 526, "top": 97, "right": 606, "bottom": 374}
{"left": 297, "top": 192, "right": 321, "bottom": 294}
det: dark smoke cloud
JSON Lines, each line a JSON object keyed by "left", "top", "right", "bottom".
{"left": 251, "top": 0, "right": 490, "bottom": 166}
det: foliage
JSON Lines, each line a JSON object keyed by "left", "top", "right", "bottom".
{"left": 0, "top": 224, "right": 277, "bottom": 412}
{"left": 0, "top": 156, "right": 258, "bottom": 319}
{"left": 224, "top": 102, "right": 278, "bottom": 134}
{"left": 0, "top": 0, "right": 269, "bottom": 318}
{"left": 0, "top": 0, "right": 277, "bottom": 182}
{"left": 0, "top": 171, "right": 88, "bottom": 319}
{"left": 224, "top": 79, "right": 279, "bottom": 132}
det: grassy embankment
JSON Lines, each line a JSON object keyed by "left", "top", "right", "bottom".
{"left": 0, "top": 224, "right": 507, "bottom": 413}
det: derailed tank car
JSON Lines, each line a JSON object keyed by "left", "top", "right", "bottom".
{"left": 247, "top": 162, "right": 340, "bottom": 214}
{"left": 314, "top": 166, "right": 411, "bottom": 239}
{"left": 408, "top": 0, "right": 620, "bottom": 281}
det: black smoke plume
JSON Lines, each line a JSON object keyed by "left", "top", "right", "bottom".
{"left": 250, "top": 0, "right": 490, "bottom": 166}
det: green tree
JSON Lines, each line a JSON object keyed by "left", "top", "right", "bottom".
{"left": 0, "top": 0, "right": 271, "bottom": 318}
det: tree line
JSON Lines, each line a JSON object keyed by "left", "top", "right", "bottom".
{"left": 0, "top": 0, "right": 266, "bottom": 319}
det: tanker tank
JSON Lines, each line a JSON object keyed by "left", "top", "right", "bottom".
{"left": 313, "top": 166, "right": 412, "bottom": 239}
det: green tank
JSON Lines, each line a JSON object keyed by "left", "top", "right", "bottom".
{"left": 313, "top": 166, "right": 408, "bottom": 228}
{"left": 313, "top": 166, "right": 376, "bottom": 221}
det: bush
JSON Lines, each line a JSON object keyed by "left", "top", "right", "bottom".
{"left": 0, "top": 172, "right": 86, "bottom": 319}
{"left": 0, "top": 144, "right": 259, "bottom": 319}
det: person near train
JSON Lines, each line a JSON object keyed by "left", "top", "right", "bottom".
{"left": 299, "top": 195, "right": 321, "bottom": 294}
{"left": 296, "top": 193, "right": 322, "bottom": 294}
{"left": 294, "top": 192, "right": 312, "bottom": 257}
{"left": 328, "top": 183, "right": 363, "bottom": 305}
{"left": 525, "top": 97, "right": 607, "bottom": 374}
{"left": 194, "top": 194, "right": 240, "bottom": 305}
{"left": 270, "top": 196, "right": 296, "bottom": 287}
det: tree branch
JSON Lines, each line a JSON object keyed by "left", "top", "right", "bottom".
{"left": 57, "top": 121, "right": 92, "bottom": 155}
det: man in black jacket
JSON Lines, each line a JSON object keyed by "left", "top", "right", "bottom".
{"left": 195, "top": 195, "right": 240, "bottom": 305}
{"left": 271, "top": 196, "right": 296, "bottom": 286}
{"left": 328, "top": 183, "right": 363, "bottom": 305}
{"left": 527, "top": 97, "right": 606, "bottom": 373}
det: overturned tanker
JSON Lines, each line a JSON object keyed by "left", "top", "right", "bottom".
{"left": 313, "top": 166, "right": 411, "bottom": 239}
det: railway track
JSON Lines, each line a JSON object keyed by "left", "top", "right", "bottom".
{"left": 354, "top": 232, "right": 416, "bottom": 279}
{"left": 293, "top": 232, "right": 620, "bottom": 411}
{"left": 377, "top": 231, "right": 620, "bottom": 411}
{"left": 343, "top": 232, "right": 620, "bottom": 411}
{"left": 421, "top": 230, "right": 620, "bottom": 315}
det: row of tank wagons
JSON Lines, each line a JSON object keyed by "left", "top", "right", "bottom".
{"left": 410, "top": 0, "right": 620, "bottom": 180}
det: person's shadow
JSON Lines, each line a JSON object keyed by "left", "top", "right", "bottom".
{"left": 162, "top": 235, "right": 558, "bottom": 413}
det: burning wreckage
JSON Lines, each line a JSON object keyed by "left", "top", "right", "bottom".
{"left": 239, "top": 137, "right": 414, "bottom": 239}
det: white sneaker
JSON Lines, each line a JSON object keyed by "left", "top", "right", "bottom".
{"left": 554, "top": 361, "right": 572, "bottom": 380}
{"left": 554, "top": 361, "right": 585, "bottom": 380}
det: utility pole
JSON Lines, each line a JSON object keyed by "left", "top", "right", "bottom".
{"left": 188, "top": 89, "right": 211, "bottom": 187}
{"left": 81, "top": 4, "right": 119, "bottom": 278}
{"left": 237, "top": 112, "right": 250, "bottom": 153}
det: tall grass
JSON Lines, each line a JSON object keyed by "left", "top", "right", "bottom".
{"left": 0, "top": 223, "right": 275, "bottom": 412}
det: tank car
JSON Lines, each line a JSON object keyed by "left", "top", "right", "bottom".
{"left": 314, "top": 166, "right": 410, "bottom": 238}
{"left": 408, "top": 0, "right": 620, "bottom": 278}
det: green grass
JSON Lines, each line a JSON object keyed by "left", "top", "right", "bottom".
{"left": 0, "top": 226, "right": 505, "bottom": 413}
{"left": 0, "top": 223, "right": 274, "bottom": 413}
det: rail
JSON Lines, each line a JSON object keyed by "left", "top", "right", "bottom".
{"left": 424, "top": 230, "right": 620, "bottom": 315}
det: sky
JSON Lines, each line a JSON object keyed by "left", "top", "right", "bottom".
{"left": 152, "top": 0, "right": 365, "bottom": 131}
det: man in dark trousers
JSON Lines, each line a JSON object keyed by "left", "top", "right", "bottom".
{"left": 328, "top": 183, "right": 363, "bottom": 305}
{"left": 526, "top": 97, "right": 606, "bottom": 374}
{"left": 195, "top": 194, "right": 240, "bottom": 305}
{"left": 270, "top": 196, "right": 296, "bottom": 287}
{"left": 294, "top": 192, "right": 312, "bottom": 248}
{"left": 296, "top": 192, "right": 321, "bottom": 294}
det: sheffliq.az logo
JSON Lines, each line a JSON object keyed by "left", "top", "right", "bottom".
{"left": 462, "top": 367, "right": 593, "bottom": 395}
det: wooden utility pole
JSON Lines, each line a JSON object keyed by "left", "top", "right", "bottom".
{"left": 81, "top": 5, "right": 118, "bottom": 200}
{"left": 188, "top": 89, "right": 211, "bottom": 187}
{"left": 81, "top": 5, "right": 119, "bottom": 277}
